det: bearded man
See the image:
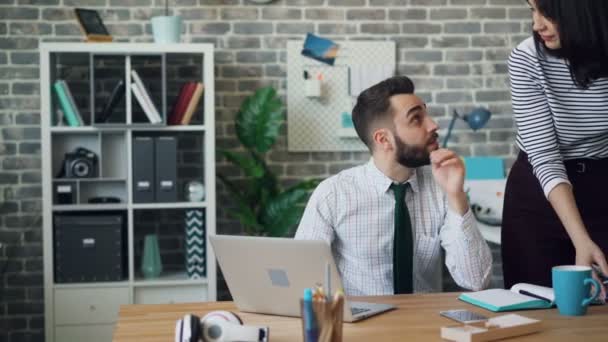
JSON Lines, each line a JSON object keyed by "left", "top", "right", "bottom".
{"left": 295, "top": 76, "right": 492, "bottom": 295}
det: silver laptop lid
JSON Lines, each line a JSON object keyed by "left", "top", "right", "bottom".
{"left": 210, "top": 235, "right": 346, "bottom": 318}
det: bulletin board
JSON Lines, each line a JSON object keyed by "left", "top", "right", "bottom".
{"left": 287, "top": 40, "right": 396, "bottom": 151}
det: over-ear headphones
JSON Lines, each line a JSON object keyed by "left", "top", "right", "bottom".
{"left": 175, "top": 310, "right": 269, "bottom": 342}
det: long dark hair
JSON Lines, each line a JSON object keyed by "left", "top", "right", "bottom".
{"left": 532, "top": 0, "right": 608, "bottom": 88}
{"left": 352, "top": 76, "right": 414, "bottom": 150}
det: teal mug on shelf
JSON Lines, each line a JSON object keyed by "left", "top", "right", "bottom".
{"left": 151, "top": 16, "right": 182, "bottom": 43}
{"left": 552, "top": 265, "right": 601, "bottom": 316}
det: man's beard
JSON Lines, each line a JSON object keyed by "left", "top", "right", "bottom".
{"left": 394, "top": 132, "right": 438, "bottom": 168}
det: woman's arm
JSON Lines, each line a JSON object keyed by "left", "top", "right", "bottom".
{"left": 548, "top": 184, "right": 608, "bottom": 299}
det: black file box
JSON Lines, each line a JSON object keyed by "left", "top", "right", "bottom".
{"left": 132, "top": 136, "right": 155, "bottom": 203}
{"left": 155, "top": 136, "right": 178, "bottom": 202}
{"left": 54, "top": 214, "right": 127, "bottom": 283}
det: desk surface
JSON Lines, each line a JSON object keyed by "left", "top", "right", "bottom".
{"left": 114, "top": 292, "right": 607, "bottom": 341}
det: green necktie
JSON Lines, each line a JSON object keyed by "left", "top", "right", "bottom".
{"left": 391, "top": 183, "right": 413, "bottom": 294}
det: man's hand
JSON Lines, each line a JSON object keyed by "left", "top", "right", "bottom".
{"left": 430, "top": 149, "right": 468, "bottom": 215}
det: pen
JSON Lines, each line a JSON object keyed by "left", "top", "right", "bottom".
{"left": 303, "top": 288, "right": 318, "bottom": 342}
{"left": 519, "top": 290, "right": 552, "bottom": 303}
{"left": 325, "top": 262, "right": 331, "bottom": 302}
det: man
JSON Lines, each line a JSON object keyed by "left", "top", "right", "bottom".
{"left": 295, "top": 76, "right": 492, "bottom": 296}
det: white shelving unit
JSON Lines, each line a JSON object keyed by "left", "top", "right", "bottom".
{"left": 40, "top": 43, "right": 216, "bottom": 342}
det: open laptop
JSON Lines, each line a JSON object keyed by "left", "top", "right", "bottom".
{"left": 210, "top": 235, "right": 395, "bottom": 322}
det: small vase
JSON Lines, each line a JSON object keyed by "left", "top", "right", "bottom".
{"left": 141, "top": 234, "right": 163, "bottom": 278}
{"left": 151, "top": 15, "right": 182, "bottom": 43}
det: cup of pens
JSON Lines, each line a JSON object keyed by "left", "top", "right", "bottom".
{"left": 303, "top": 70, "right": 322, "bottom": 98}
{"left": 300, "top": 263, "right": 344, "bottom": 342}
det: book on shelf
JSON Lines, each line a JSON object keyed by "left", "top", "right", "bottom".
{"left": 59, "top": 80, "right": 85, "bottom": 126}
{"left": 130, "top": 82, "right": 162, "bottom": 124}
{"left": 97, "top": 79, "right": 125, "bottom": 124}
{"left": 168, "top": 82, "right": 196, "bottom": 125}
{"left": 131, "top": 70, "right": 162, "bottom": 123}
{"left": 180, "top": 82, "right": 204, "bottom": 125}
{"left": 52, "top": 80, "right": 81, "bottom": 127}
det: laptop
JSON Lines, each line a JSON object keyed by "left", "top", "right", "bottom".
{"left": 209, "top": 235, "right": 396, "bottom": 322}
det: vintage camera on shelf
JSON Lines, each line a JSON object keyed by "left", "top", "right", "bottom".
{"left": 59, "top": 147, "right": 99, "bottom": 178}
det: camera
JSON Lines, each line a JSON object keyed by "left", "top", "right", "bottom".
{"left": 62, "top": 147, "right": 99, "bottom": 178}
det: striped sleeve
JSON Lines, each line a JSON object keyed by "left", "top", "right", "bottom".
{"left": 508, "top": 46, "right": 571, "bottom": 197}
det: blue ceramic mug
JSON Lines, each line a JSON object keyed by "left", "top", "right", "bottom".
{"left": 552, "top": 265, "right": 601, "bottom": 316}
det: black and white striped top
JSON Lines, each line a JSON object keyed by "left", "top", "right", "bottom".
{"left": 508, "top": 37, "right": 608, "bottom": 197}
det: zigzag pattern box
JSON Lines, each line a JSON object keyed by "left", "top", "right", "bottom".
{"left": 185, "top": 209, "right": 205, "bottom": 279}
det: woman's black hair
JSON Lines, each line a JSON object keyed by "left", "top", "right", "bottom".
{"left": 532, "top": 0, "right": 608, "bottom": 88}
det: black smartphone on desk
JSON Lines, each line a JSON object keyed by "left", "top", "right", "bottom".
{"left": 440, "top": 309, "right": 488, "bottom": 324}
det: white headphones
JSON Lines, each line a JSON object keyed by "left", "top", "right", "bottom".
{"left": 175, "top": 310, "right": 269, "bottom": 342}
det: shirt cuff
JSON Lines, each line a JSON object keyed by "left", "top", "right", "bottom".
{"left": 444, "top": 209, "right": 480, "bottom": 244}
{"left": 543, "top": 177, "right": 571, "bottom": 198}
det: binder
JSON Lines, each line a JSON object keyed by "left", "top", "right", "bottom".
{"left": 132, "top": 136, "right": 155, "bottom": 203}
{"left": 154, "top": 136, "right": 177, "bottom": 202}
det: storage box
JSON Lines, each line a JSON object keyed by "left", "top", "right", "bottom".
{"left": 54, "top": 214, "right": 127, "bottom": 283}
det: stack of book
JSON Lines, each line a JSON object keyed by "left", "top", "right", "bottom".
{"left": 168, "top": 81, "right": 204, "bottom": 125}
{"left": 53, "top": 80, "right": 85, "bottom": 127}
{"left": 130, "top": 70, "right": 162, "bottom": 124}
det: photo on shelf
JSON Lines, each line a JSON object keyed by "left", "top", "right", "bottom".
{"left": 74, "top": 8, "right": 113, "bottom": 42}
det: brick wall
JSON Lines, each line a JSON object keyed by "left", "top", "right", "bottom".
{"left": 0, "top": 0, "right": 529, "bottom": 340}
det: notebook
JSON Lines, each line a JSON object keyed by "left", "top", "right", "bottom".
{"left": 460, "top": 283, "right": 605, "bottom": 312}
{"left": 460, "top": 284, "right": 554, "bottom": 312}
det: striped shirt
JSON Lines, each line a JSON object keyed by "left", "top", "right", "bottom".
{"left": 509, "top": 37, "right": 608, "bottom": 197}
{"left": 294, "top": 159, "right": 492, "bottom": 296}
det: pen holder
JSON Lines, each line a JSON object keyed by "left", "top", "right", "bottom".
{"left": 300, "top": 298, "right": 344, "bottom": 342}
{"left": 304, "top": 79, "right": 322, "bottom": 98}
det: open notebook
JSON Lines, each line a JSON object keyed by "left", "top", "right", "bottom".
{"left": 459, "top": 283, "right": 605, "bottom": 312}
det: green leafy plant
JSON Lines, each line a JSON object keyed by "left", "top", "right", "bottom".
{"left": 218, "top": 87, "right": 321, "bottom": 237}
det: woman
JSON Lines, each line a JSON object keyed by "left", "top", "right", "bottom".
{"left": 502, "top": 0, "right": 608, "bottom": 299}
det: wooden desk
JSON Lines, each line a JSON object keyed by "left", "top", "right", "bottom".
{"left": 114, "top": 292, "right": 608, "bottom": 341}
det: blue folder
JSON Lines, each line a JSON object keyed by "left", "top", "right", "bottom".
{"left": 464, "top": 157, "right": 505, "bottom": 180}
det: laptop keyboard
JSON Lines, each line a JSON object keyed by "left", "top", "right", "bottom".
{"left": 351, "top": 307, "right": 371, "bottom": 316}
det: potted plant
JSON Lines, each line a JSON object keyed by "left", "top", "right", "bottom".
{"left": 151, "top": 0, "right": 182, "bottom": 43}
{"left": 218, "top": 87, "right": 321, "bottom": 237}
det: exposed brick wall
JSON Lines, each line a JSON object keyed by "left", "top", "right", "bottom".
{"left": 0, "top": 0, "right": 528, "bottom": 340}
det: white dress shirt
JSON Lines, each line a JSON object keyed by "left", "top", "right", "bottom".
{"left": 295, "top": 159, "right": 492, "bottom": 296}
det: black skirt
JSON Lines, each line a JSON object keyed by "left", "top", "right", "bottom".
{"left": 501, "top": 151, "right": 608, "bottom": 288}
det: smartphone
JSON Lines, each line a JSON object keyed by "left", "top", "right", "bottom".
{"left": 439, "top": 309, "right": 488, "bottom": 324}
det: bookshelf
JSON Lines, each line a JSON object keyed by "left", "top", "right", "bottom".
{"left": 39, "top": 43, "right": 216, "bottom": 342}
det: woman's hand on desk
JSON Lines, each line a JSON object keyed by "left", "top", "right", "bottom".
{"left": 575, "top": 239, "right": 608, "bottom": 301}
